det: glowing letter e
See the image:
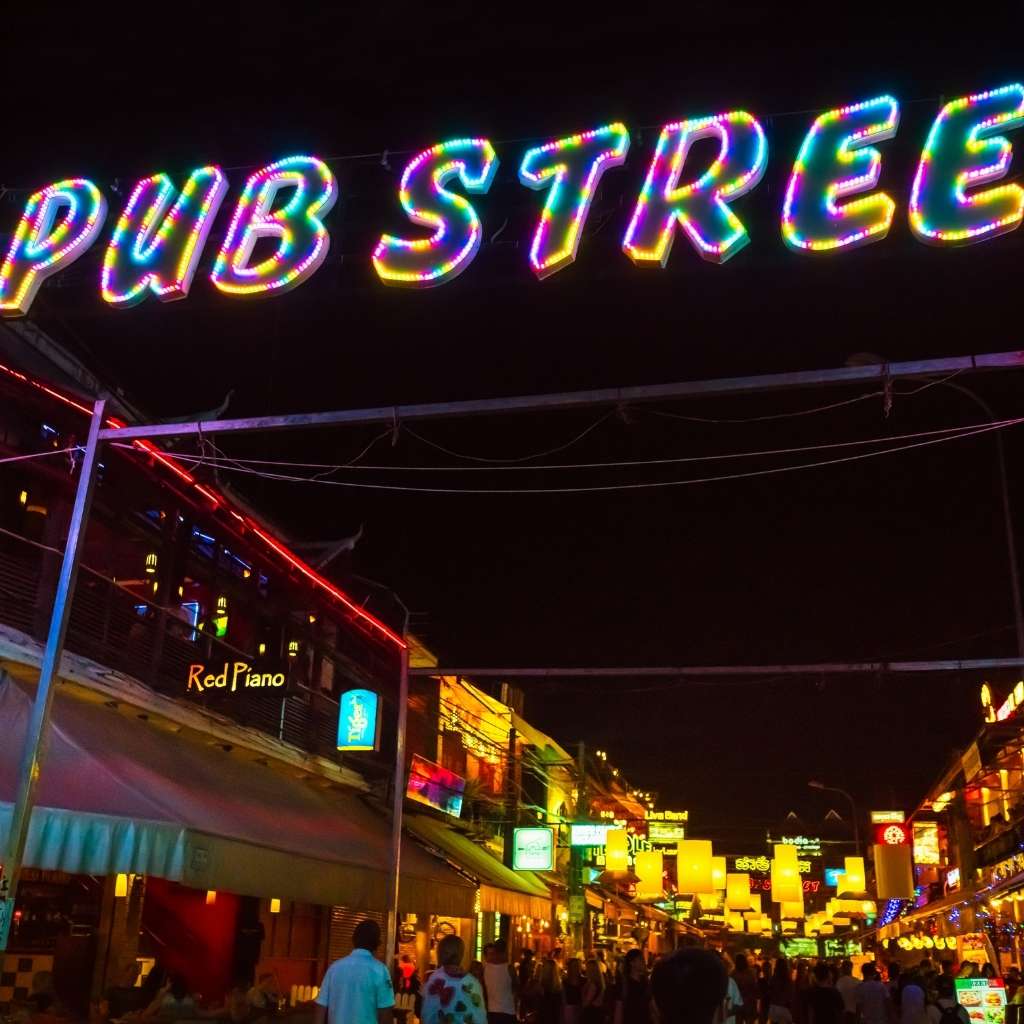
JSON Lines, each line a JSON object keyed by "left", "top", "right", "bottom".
{"left": 373, "top": 138, "right": 498, "bottom": 287}
{"left": 782, "top": 96, "right": 900, "bottom": 253}
{"left": 623, "top": 112, "right": 767, "bottom": 266}
{"left": 910, "top": 84, "right": 1024, "bottom": 245}
{"left": 0, "top": 179, "right": 107, "bottom": 317}
{"left": 211, "top": 155, "right": 337, "bottom": 297}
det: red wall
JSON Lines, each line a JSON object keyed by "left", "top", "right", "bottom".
{"left": 142, "top": 879, "right": 240, "bottom": 1003}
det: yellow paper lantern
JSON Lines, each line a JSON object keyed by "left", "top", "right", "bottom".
{"left": 782, "top": 920, "right": 797, "bottom": 933}
{"left": 712, "top": 856, "right": 727, "bottom": 890}
{"left": 606, "top": 829, "right": 629, "bottom": 872}
{"left": 635, "top": 850, "right": 664, "bottom": 899}
{"left": 874, "top": 843, "right": 914, "bottom": 900}
{"left": 842, "top": 856, "right": 866, "bottom": 895}
{"left": 819, "top": 922, "right": 835, "bottom": 935}
{"left": 781, "top": 900, "right": 804, "bottom": 920}
{"left": 114, "top": 873, "right": 129, "bottom": 898}
{"left": 676, "top": 840, "right": 714, "bottom": 894}
{"left": 726, "top": 873, "right": 751, "bottom": 910}
{"left": 748, "top": 892, "right": 763, "bottom": 914}
{"left": 727, "top": 912, "right": 746, "bottom": 930}
{"left": 772, "top": 844, "right": 802, "bottom": 903}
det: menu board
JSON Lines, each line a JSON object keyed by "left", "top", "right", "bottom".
{"left": 955, "top": 977, "right": 1006, "bottom": 1024}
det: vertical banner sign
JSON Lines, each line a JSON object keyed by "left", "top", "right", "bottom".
{"left": 337, "top": 688, "right": 381, "bottom": 751}
{"left": 0, "top": 870, "right": 12, "bottom": 950}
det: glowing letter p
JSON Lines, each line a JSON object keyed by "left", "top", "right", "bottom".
{"left": 211, "top": 155, "right": 337, "bottom": 297}
{"left": 622, "top": 112, "right": 767, "bottom": 266}
{"left": 0, "top": 179, "right": 107, "bottom": 317}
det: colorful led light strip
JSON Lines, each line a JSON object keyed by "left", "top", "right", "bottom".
{"left": 0, "top": 179, "right": 107, "bottom": 317}
{"left": 622, "top": 112, "right": 767, "bottom": 266}
{"left": 102, "top": 166, "right": 227, "bottom": 307}
{"left": 211, "top": 155, "right": 337, "bottom": 297}
{"left": 910, "top": 83, "right": 1024, "bottom": 245}
{"left": 0, "top": 361, "right": 404, "bottom": 648}
{"left": 519, "top": 123, "right": 630, "bottom": 279}
{"left": 782, "top": 95, "right": 900, "bottom": 253}
{"left": 372, "top": 138, "right": 498, "bottom": 287}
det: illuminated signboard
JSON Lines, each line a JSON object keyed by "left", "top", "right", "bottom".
{"left": 513, "top": 828, "right": 555, "bottom": 871}
{"left": 407, "top": 754, "right": 464, "bottom": 818}
{"left": 947, "top": 867, "right": 961, "bottom": 891}
{"left": 870, "top": 810, "right": 906, "bottom": 824}
{"left": 735, "top": 855, "right": 813, "bottom": 874}
{"left": 956, "top": 978, "right": 1006, "bottom": 1024}
{"left": 337, "top": 688, "right": 381, "bottom": 752}
{"left": 4, "top": 84, "right": 1024, "bottom": 318}
{"left": 648, "top": 822, "right": 687, "bottom": 844}
{"left": 750, "top": 878, "right": 822, "bottom": 894}
{"left": 825, "top": 867, "right": 844, "bottom": 887}
{"left": 186, "top": 660, "right": 285, "bottom": 694}
{"left": 875, "top": 822, "right": 911, "bottom": 846}
{"left": 913, "top": 822, "right": 941, "bottom": 865}
{"left": 777, "top": 836, "right": 822, "bottom": 856}
{"left": 570, "top": 824, "right": 611, "bottom": 847}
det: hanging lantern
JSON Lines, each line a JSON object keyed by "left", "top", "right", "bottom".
{"left": 635, "top": 850, "right": 664, "bottom": 899}
{"left": 781, "top": 920, "right": 797, "bottom": 934}
{"left": 819, "top": 922, "right": 835, "bottom": 935}
{"left": 781, "top": 899, "right": 805, "bottom": 920}
{"left": 114, "top": 873, "right": 129, "bottom": 898}
{"left": 727, "top": 911, "right": 746, "bottom": 931}
{"left": 874, "top": 844, "right": 914, "bottom": 900}
{"left": 676, "top": 840, "right": 714, "bottom": 894}
{"left": 606, "top": 829, "right": 629, "bottom": 872}
{"left": 772, "top": 844, "right": 802, "bottom": 903}
{"left": 726, "top": 873, "right": 751, "bottom": 910}
{"left": 712, "top": 856, "right": 727, "bottom": 890}
{"left": 842, "top": 856, "right": 866, "bottom": 895}
{"left": 747, "top": 892, "right": 763, "bottom": 914}
{"left": 269, "top": 898, "right": 281, "bottom": 914}
{"left": 206, "top": 890, "right": 217, "bottom": 906}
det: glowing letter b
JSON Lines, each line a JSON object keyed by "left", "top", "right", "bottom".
{"left": 0, "top": 179, "right": 107, "bottom": 317}
{"left": 373, "top": 138, "right": 498, "bottom": 287}
{"left": 622, "top": 112, "right": 767, "bottom": 266}
{"left": 102, "top": 166, "right": 227, "bottom": 307}
{"left": 211, "top": 155, "right": 337, "bottom": 297}
{"left": 782, "top": 95, "right": 900, "bottom": 253}
{"left": 910, "top": 83, "right": 1024, "bottom": 245}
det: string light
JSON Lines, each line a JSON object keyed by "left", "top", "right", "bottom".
{"left": 211, "top": 155, "right": 338, "bottom": 296}
{"left": 910, "top": 83, "right": 1024, "bottom": 245}
{"left": 782, "top": 96, "right": 900, "bottom": 252}
{"left": 519, "top": 123, "right": 629, "bottom": 279}
{"left": 373, "top": 138, "right": 498, "bottom": 287}
{"left": 622, "top": 111, "right": 767, "bottom": 266}
{"left": 0, "top": 178, "right": 107, "bottom": 317}
{"left": 102, "top": 166, "right": 227, "bottom": 307}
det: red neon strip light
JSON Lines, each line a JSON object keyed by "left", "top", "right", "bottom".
{"left": 0, "top": 360, "right": 405, "bottom": 649}
{"left": 245, "top": 518, "right": 406, "bottom": 648}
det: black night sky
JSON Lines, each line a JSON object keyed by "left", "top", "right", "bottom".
{"left": 6, "top": 3, "right": 1024, "bottom": 840}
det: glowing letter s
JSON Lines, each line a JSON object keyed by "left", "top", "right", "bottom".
{"left": 782, "top": 95, "right": 900, "bottom": 253}
{"left": 102, "top": 166, "right": 227, "bottom": 307}
{"left": 0, "top": 179, "right": 107, "bottom": 317}
{"left": 372, "top": 138, "right": 498, "bottom": 287}
{"left": 211, "top": 155, "right": 337, "bottom": 297}
{"left": 622, "top": 112, "right": 767, "bottom": 266}
{"left": 910, "top": 83, "right": 1024, "bottom": 245}
{"left": 519, "top": 123, "right": 630, "bottom": 279}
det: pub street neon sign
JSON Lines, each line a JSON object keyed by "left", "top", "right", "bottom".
{"left": 2, "top": 82, "right": 1023, "bottom": 317}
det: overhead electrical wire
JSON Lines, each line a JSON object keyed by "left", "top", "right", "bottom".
{"left": 117, "top": 417, "right": 1024, "bottom": 495}
{"left": 140, "top": 415, "right": 1024, "bottom": 475}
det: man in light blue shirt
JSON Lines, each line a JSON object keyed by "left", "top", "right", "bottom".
{"left": 314, "top": 919, "right": 395, "bottom": 1024}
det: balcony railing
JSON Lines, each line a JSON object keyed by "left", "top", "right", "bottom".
{"left": 0, "top": 528, "right": 393, "bottom": 767}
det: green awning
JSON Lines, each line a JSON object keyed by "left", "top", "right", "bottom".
{"left": 405, "top": 812, "right": 552, "bottom": 918}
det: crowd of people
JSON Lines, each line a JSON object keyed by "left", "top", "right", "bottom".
{"left": 314, "top": 921, "right": 1024, "bottom": 1024}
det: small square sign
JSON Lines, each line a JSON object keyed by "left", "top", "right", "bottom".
{"left": 513, "top": 828, "right": 555, "bottom": 871}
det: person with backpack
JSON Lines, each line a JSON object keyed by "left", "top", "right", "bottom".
{"left": 926, "top": 977, "right": 969, "bottom": 1024}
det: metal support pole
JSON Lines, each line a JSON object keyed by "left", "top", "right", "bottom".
{"left": 385, "top": 644, "right": 409, "bottom": 969}
{"left": 0, "top": 398, "right": 106, "bottom": 950}
{"left": 941, "top": 382, "right": 1024, "bottom": 661}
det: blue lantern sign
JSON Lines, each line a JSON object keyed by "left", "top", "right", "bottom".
{"left": 337, "top": 689, "right": 381, "bottom": 752}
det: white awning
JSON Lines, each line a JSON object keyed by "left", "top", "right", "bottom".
{"left": 0, "top": 673, "right": 474, "bottom": 917}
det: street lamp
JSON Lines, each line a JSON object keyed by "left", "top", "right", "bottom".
{"left": 808, "top": 780, "right": 861, "bottom": 855}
